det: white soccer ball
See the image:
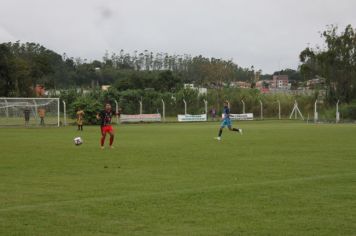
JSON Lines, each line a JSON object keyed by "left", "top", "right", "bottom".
{"left": 74, "top": 137, "right": 83, "bottom": 146}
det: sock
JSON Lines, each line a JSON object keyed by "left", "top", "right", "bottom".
{"left": 78, "top": 125, "right": 80, "bottom": 130}
{"left": 232, "top": 128, "right": 239, "bottom": 132}
{"left": 109, "top": 136, "right": 114, "bottom": 146}
{"left": 218, "top": 129, "right": 222, "bottom": 137}
{"left": 101, "top": 135, "right": 106, "bottom": 146}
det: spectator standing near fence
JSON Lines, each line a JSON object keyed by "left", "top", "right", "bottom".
{"left": 76, "top": 108, "right": 85, "bottom": 131}
{"left": 38, "top": 108, "right": 45, "bottom": 126}
{"left": 24, "top": 107, "right": 30, "bottom": 126}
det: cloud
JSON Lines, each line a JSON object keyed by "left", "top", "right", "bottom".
{"left": 0, "top": 0, "right": 355, "bottom": 73}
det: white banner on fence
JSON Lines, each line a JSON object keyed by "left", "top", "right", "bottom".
{"left": 177, "top": 114, "right": 207, "bottom": 122}
{"left": 229, "top": 113, "right": 254, "bottom": 121}
{"left": 120, "top": 114, "right": 161, "bottom": 123}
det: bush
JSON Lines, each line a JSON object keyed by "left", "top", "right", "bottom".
{"left": 340, "top": 101, "right": 356, "bottom": 120}
{"left": 70, "top": 96, "right": 102, "bottom": 125}
{"left": 60, "top": 87, "right": 341, "bottom": 122}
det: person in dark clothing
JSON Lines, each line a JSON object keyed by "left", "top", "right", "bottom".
{"left": 24, "top": 107, "right": 30, "bottom": 126}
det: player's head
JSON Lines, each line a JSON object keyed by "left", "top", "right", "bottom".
{"left": 105, "top": 103, "right": 112, "bottom": 111}
{"left": 224, "top": 101, "right": 229, "bottom": 107}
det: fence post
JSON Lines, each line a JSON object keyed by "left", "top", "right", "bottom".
{"left": 204, "top": 99, "right": 208, "bottom": 121}
{"left": 114, "top": 100, "right": 119, "bottom": 124}
{"left": 57, "top": 98, "right": 60, "bottom": 127}
{"left": 314, "top": 99, "right": 318, "bottom": 123}
{"left": 241, "top": 100, "right": 245, "bottom": 114}
{"left": 183, "top": 99, "right": 187, "bottom": 115}
{"left": 336, "top": 100, "right": 340, "bottom": 123}
{"left": 62, "top": 101, "right": 67, "bottom": 126}
{"left": 139, "top": 100, "right": 143, "bottom": 115}
{"left": 161, "top": 99, "right": 165, "bottom": 122}
{"left": 295, "top": 100, "right": 297, "bottom": 119}
{"left": 277, "top": 100, "right": 281, "bottom": 120}
{"left": 259, "top": 100, "right": 263, "bottom": 120}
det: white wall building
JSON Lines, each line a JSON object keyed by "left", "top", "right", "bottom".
{"left": 184, "top": 84, "right": 207, "bottom": 95}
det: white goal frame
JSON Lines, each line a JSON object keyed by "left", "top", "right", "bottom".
{"left": 0, "top": 97, "right": 60, "bottom": 127}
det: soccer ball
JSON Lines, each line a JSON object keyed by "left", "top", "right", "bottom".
{"left": 74, "top": 137, "right": 83, "bottom": 146}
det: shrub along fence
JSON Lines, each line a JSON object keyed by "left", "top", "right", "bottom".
{"left": 58, "top": 88, "right": 354, "bottom": 124}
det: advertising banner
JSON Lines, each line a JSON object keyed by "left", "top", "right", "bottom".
{"left": 120, "top": 114, "right": 161, "bottom": 123}
{"left": 229, "top": 113, "right": 254, "bottom": 121}
{"left": 177, "top": 114, "right": 207, "bottom": 122}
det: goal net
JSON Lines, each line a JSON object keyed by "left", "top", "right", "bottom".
{"left": 0, "top": 98, "right": 60, "bottom": 127}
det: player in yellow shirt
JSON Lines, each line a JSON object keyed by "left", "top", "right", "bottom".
{"left": 76, "top": 108, "right": 85, "bottom": 131}
{"left": 38, "top": 108, "right": 45, "bottom": 126}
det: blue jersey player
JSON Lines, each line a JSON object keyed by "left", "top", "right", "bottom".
{"left": 215, "top": 101, "right": 242, "bottom": 141}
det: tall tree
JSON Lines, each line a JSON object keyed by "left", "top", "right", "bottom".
{"left": 300, "top": 24, "right": 356, "bottom": 103}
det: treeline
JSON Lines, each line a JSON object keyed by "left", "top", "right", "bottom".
{"left": 0, "top": 42, "right": 265, "bottom": 97}
{"left": 0, "top": 42, "right": 63, "bottom": 97}
{"left": 300, "top": 24, "right": 356, "bottom": 103}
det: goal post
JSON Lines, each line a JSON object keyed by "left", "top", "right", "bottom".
{"left": 0, "top": 97, "right": 60, "bottom": 127}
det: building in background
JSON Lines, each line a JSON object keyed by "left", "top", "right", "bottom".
{"left": 306, "top": 77, "right": 326, "bottom": 90}
{"left": 230, "top": 81, "right": 251, "bottom": 89}
{"left": 271, "top": 75, "right": 291, "bottom": 90}
{"left": 184, "top": 84, "right": 207, "bottom": 95}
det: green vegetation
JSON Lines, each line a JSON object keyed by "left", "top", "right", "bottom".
{"left": 0, "top": 121, "right": 355, "bottom": 235}
{"left": 0, "top": 42, "right": 259, "bottom": 97}
{"left": 300, "top": 24, "right": 356, "bottom": 103}
{"left": 1, "top": 25, "right": 355, "bottom": 120}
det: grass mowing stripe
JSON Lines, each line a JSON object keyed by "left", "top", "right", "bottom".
{"left": 1, "top": 171, "right": 354, "bottom": 212}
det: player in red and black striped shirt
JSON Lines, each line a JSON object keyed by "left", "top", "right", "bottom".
{"left": 96, "top": 103, "right": 120, "bottom": 149}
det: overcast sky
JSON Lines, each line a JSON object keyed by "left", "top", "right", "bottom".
{"left": 0, "top": 0, "right": 355, "bottom": 73}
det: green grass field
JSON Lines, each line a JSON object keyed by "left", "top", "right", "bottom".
{"left": 0, "top": 121, "right": 355, "bottom": 236}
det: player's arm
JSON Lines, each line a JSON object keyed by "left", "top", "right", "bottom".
{"left": 96, "top": 112, "right": 101, "bottom": 120}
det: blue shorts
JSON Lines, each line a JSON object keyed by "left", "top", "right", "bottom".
{"left": 221, "top": 118, "right": 232, "bottom": 128}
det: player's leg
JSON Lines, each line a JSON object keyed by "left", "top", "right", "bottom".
{"left": 80, "top": 125, "right": 83, "bottom": 131}
{"left": 100, "top": 127, "right": 107, "bottom": 148}
{"left": 108, "top": 127, "right": 115, "bottom": 148}
{"left": 227, "top": 119, "right": 243, "bottom": 134}
{"left": 228, "top": 126, "right": 238, "bottom": 131}
{"left": 228, "top": 125, "right": 243, "bottom": 134}
{"left": 215, "top": 120, "right": 226, "bottom": 140}
{"left": 218, "top": 127, "right": 224, "bottom": 137}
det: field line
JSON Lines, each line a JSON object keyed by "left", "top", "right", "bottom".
{"left": 0, "top": 172, "right": 355, "bottom": 212}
